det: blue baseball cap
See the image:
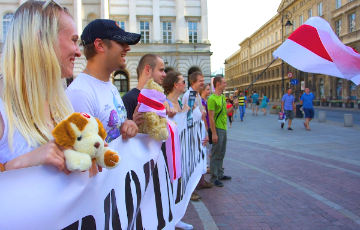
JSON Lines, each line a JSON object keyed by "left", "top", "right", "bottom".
{"left": 81, "top": 19, "right": 141, "bottom": 46}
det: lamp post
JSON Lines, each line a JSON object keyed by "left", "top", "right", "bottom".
{"left": 281, "top": 11, "right": 293, "bottom": 96}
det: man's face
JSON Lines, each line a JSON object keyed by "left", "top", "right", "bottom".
{"left": 106, "top": 41, "right": 131, "bottom": 71}
{"left": 287, "top": 89, "right": 292, "bottom": 94}
{"left": 192, "top": 74, "right": 204, "bottom": 92}
{"left": 151, "top": 57, "right": 166, "bottom": 85}
{"left": 216, "top": 78, "right": 226, "bottom": 92}
{"left": 305, "top": 88, "right": 310, "bottom": 94}
{"left": 57, "top": 12, "right": 81, "bottom": 78}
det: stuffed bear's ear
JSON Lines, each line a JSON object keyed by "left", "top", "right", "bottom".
{"left": 52, "top": 120, "right": 76, "bottom": 148}
{"left": 96, "top": 118, "right": 107, "bottom": 140}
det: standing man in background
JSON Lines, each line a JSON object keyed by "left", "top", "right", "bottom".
{"left": 208, "top": 77, "right": 232, "bottom": 187}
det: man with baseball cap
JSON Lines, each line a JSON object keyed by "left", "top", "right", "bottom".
{"left": 67, "top": 19, "right": 140, "bottom": 147}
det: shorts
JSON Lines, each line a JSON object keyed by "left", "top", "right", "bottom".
{"left": 284, "top": 110, "right": 294, "bottom": 120}
{"left": 303, "top": 108, "right": 314, "bottom": 118}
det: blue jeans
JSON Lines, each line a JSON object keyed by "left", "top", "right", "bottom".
{"left": 239, "top": 105, "right": 246, "bottom": 121}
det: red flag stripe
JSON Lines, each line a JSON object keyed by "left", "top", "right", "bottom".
{"left": 138, "top": 93, "right": 165, "bottom": 110}
{"left": 168, "top": 123, "right": 176, "bottom": 179}
{"left": 288, "top": 24, "right": 333, "bottom": 62}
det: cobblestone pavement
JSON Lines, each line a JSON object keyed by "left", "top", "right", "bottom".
{"left": 180, "top": 109, "right": 360, "bottom": 230}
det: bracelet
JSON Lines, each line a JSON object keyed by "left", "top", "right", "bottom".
{"left": 0, "top": 163, "right": 5, "bottom": 172}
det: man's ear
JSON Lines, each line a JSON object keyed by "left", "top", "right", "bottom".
{"left": 93, "top": 38, "right": 106, "bottom": 53}
{"left": 144, "top": 64, "right": 152, "bottom": 75}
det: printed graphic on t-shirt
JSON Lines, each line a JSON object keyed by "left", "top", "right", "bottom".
{"left": 105, "top": 91, "right": 127, "bottom": 143}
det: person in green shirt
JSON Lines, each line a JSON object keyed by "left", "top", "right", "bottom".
{"left": 208, "top": 77, "right": 232, "bottom": 187}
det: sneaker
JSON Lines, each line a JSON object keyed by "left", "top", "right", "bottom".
{"left": 220, "top": 175, "right": 232, "bottom": 180}
{"left": 281, "top": 123, "right": 284, "bottom": 129}
{"left": 288, "top": 127, "right": 293, "bottom": 131}
{"left": 213, "top": 179, "right": 224, "bottom": 187}
{"left": 176, "top": 221, "right": 194, "bottom": 230}
{"left": 190, "top": 192, "right": 201, "bottom": 201}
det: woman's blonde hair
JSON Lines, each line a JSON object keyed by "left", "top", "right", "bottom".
{"left": 1, "top": 0, "right": 73, "bottom": 147}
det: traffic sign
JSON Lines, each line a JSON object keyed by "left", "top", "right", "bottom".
{"left": 290, "top": 79, "right": 298, "bottom": 85}
{"left": 287, "top": 72, "right": 293, "bottom": 78}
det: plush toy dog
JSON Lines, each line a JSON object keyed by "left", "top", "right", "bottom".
{"left": 138, "top": 79, "right": 169, "bottom": 141}
{"left": 52, "top": 112, "right": 120, "bottom": 171}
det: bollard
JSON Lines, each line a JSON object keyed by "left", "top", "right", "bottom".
{"left": 318, "top": 111, "right": 326, "bottom": 122}
{"left": 344, "top": 114, "right": 353, "bottom": 127}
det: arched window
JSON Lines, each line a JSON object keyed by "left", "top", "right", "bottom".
{"left": 113, "top": 70, "right": 129, "bottom": 95}
{"left": 3, "top": 13, "right": 14, "bottom": 42}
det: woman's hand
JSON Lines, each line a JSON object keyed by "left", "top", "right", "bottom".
{"left": 4, "top": 141, "right": 70, "bottom": 174}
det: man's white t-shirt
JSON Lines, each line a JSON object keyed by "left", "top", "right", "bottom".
{"left": 66, "top": 73, "right": 127, "bottom": 143}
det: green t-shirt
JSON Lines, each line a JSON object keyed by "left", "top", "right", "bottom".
{"left": 208, "top": 94, "right": 227, "bottom": 130}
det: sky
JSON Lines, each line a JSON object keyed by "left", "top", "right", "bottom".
{"left": 208, "top": 0, "right": 283, "bottom": 73}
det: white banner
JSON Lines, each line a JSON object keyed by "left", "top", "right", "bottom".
{"left": 0, "top": 109, "right": 206, "bottom": 230}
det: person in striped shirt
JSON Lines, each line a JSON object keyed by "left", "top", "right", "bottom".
{"left": 238, "top": 91, "right": 247, "bottom": 122}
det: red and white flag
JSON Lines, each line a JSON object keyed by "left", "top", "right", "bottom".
{"left": 273, "top": 16, "right": 360, "bottom": 85}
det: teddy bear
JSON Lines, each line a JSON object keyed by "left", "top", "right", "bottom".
{"left": 52, "top": 112, "right": 120, "bottom": 171}
{"left": 137, "top": 79, "right": 169, "bottom": 141}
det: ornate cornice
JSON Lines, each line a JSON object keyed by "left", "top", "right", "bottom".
{"left": 277, "top": 0, "right": 295, "bottom": 12}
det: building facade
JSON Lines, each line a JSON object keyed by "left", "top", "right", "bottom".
{"left": 225, "top": 0, "right": 360, "bottom": 107}
{"left": 0, "top": 0, "right": 211, "bottom": 94}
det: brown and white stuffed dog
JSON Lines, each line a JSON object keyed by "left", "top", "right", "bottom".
{"left": 52, "top": 112, "right": 120, "bottom": 171}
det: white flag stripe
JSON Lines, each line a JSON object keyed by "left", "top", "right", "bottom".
{"left": 273, "top": 39, "right": 342, "bottom": 77}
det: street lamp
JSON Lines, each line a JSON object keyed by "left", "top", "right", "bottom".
{"left": 281, "top": 11, "right": 293, "bottom": 96}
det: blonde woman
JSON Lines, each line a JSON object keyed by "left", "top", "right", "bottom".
{"left": 0, "top": 0, "right": 81, "bottom": 172}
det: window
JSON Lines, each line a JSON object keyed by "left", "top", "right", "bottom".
{"left": 188, "top": 21, "right": 198, "bottom": 43}
{"left": 162, "top": 22, "right": 172, "bottom": 43}
{"left": 299, "top": 15, "right": 303, "bottom": 25}
{"left": 140, "top": 21, "right": 150, "bottom": 43}
{"left": 336, "top": 0, "right": 341, "bottom": 9}
{"left": 117, "top": 21, "right": 125, "bottom": 30}
{"left": 335, "top": 19, "right": 342, "bottom": 36}
{"left": 348, "top": 13, "right": 356, "bottom": 33}
{"left": 317, "top": 2, "right": 323, "bottom": 16}
{"left": 308, "top": 9, "right": 312, "bottom": 18}
{"left": 2, "top": 13, "right": 14, "bottom": 42}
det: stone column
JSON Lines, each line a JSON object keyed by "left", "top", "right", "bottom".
{"left": 176, "top": 0, "right": 186, "bottom": 43}
{"left": 73, "top": 0, "right": 82, "bottom": 35}
{"left": 200, "top": 0, "right": 209, "bottom": 43}
{"left": 101, "top": 0, "right": 109, "bottom": 19}
{"left": 152, "top": 0, "right": 161, "bottom": 43}
{"left": 129, "top": 0, "right": 137, "bottom": 33}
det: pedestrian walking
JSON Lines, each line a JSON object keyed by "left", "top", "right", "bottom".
{"left": 208, "top": 77, "right": 232, "bottom": 187}
{"left": 226, "top": 99, "right": 234, "bottom": 128}
{"left": 251, "top": 90, "right": 259, "bottom": 115}
{"left": 300, "top": 88, "right": 315, "bottom": 131}
{"left": 260, "top": 95, "right": 269, "bottom": 115}
{"left": 232, "top": 96, "right": 239, "bottom": 121}
{"left": 238, "top": 91, "right": 247, "bottom": 121}
{"left": 281, "top": 88, "right": 296, "bottom": 130}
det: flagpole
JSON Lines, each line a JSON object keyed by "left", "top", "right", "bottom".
{"left": 246, "top": 57, "right": 278, "bottom": 92}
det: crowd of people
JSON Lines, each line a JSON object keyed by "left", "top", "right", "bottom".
{"left": 0, "top": 1, "right": 233, "bottom": 229}
{"left": 224, "top": 87, "right": 315, "bottom": 133}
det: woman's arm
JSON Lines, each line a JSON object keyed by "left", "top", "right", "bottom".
{"left": 4, "top": 141, "right": 69, "bottom": 174}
